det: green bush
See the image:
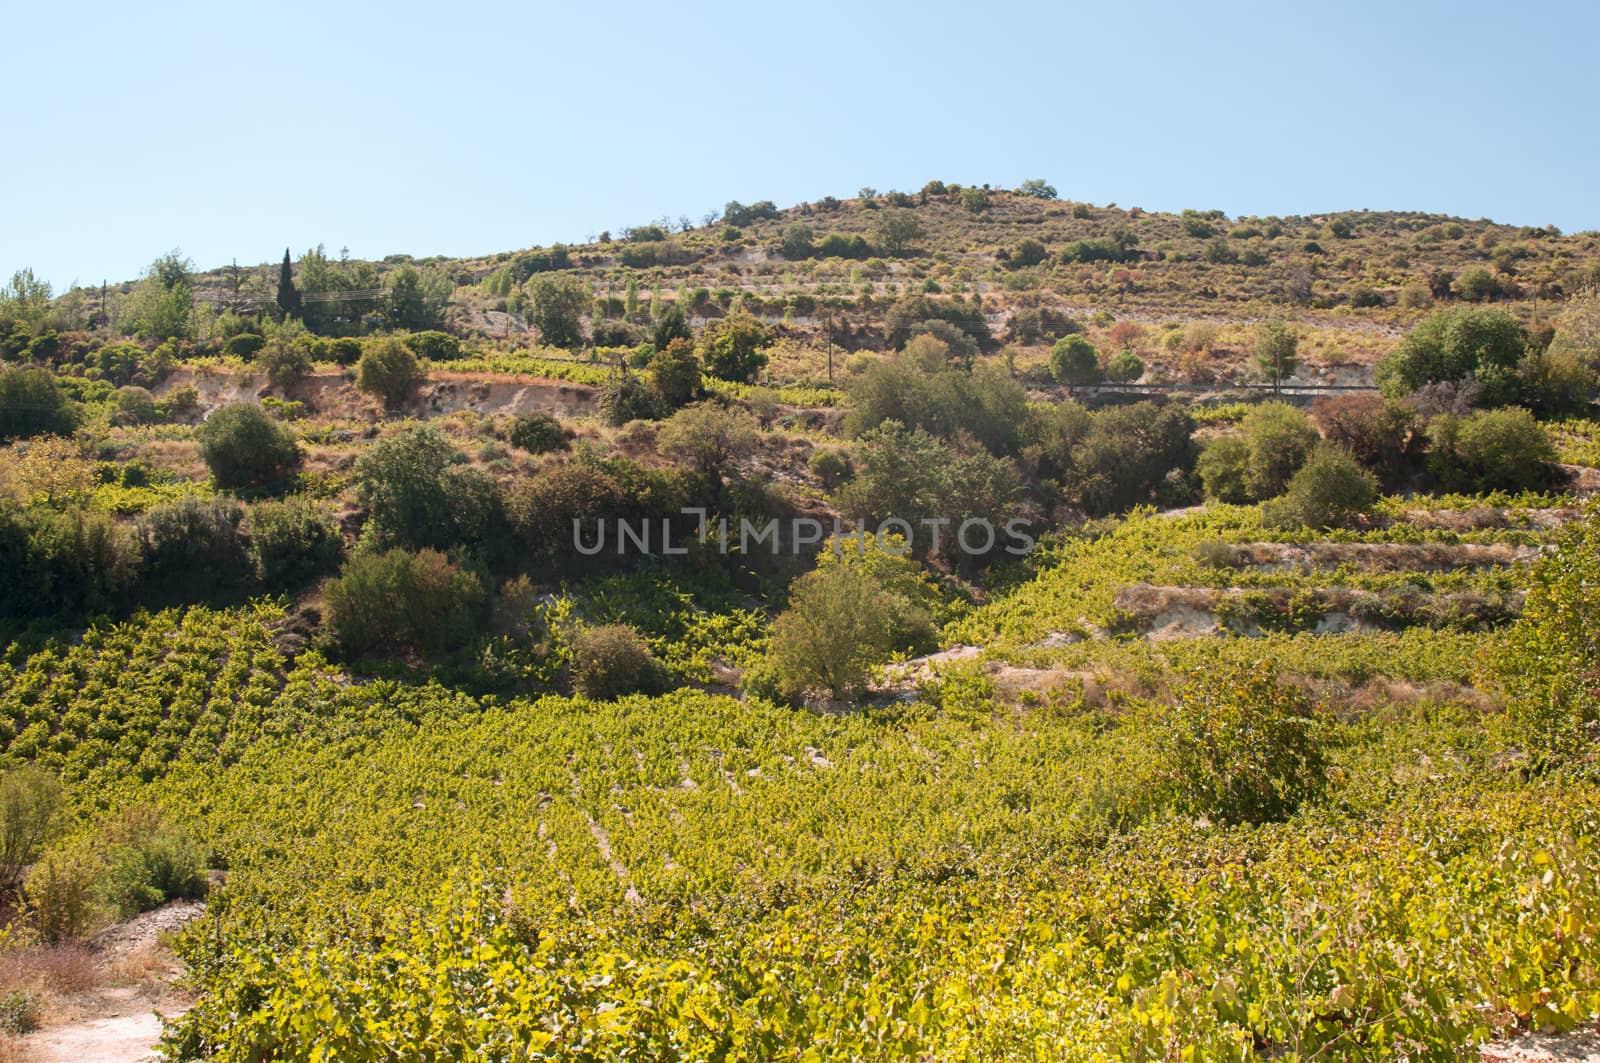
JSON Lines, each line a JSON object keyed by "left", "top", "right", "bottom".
{"left": 354, "top": 426, "right": 497, "bottom": 551}
{"left": 1240, "top": 402, "right": 1319, "bottom": 499}
{"left": 356, "top": 337, "right": 423, "bottom": 408}
{"left": 1269, "top": 445, "right": 1379, "bottom": 529}
{"left": 222, "top": 333, "right": 265, "bottom": 359}
{"left": 1164, "top": 663, "right": 1328, "bottom": 824}
{"left": 648, "top": 338, "right": 701, "bottom": 409}
{"left": 247, "top": 497, "right": 343, "bottom": 590}
{"left": 324, "top": 548, "right": 486, "bottom": 657}
{"left": 135, "top": 497, "right": 252, "bottom": 603}
{"left": 506, "top": 412, "right": 569, "bottom": 454}
{"left": 1492, "top": 503, "right": 1600, "bottom": 765}
{"left": 0, "top": 367, "right": 79, "bottom": 441}
{"left": 700, "top": 313, "right": 770, "bottom": 383}
{"left": 0, "top": 766, "right": 61, "bottom": 895}
{"left": 1426, "top": 407, "right": 1561, "bottom": 492}
{"left": 0, "top": 990, "right": 41, "bottom": 1035}
{"left": 403, "top": 330, "right": 462, "bottom": 361}
{"left": 1376, "top": 307, "right": 1526, "bottom": 404}
{"left": 112, "top": 385, "right": 159, "bottom": 426}
{"left": 23, "top": 844, "right": 101, "bottom": 942}
{"left": 1197, "top": 434, "right": 1251, "bottom": 503}
{"left": 196, "top": 403, "right": 301, "bottom": 489}
{"left": 808, "top": 447, "right": 853, "bottom": 489}
{"left": 768, "top": 563, "right": 900, "bottom": 701}
{"left": 100, "top": 807, "right": 208, "bottom": 918}
{"left": 1049, "top": 335, "right": 1102, "bottom": 386}
{"left": 598, "top": 371, "right": 661, "bottom": 426}
{"left": 259, "top": 340, "right": 312, "bottom": 389}
{"left": 1104, "top": 349, "right": 1145, "bottom": 383}
{"left": 570, "top": 624, "right": 668, "bottom": 700}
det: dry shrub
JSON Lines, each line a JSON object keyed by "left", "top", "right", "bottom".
{"left": 0, "top": 943, "right": 98, "bottom": 995}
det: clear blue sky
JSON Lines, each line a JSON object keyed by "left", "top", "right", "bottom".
{"left": 6, "top": 0, "right": 1597, "bottom": 290}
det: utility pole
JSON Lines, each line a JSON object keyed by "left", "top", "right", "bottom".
{"left": 824, "top": 314, "right": 835, "bottom": 383}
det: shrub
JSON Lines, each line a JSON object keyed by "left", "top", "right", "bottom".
{"left": 259, "top": 340, "right": 312, "bottom": 389}
{"left": 570, "top": 625, "right": 668, "bottom": 700}
{"left": 196, "top": 403, "right": 301, "bottom": 489}
{"left": 526, "top": 274, "right": 589, "bottom": 349}
{"left": 323, "top": 548, "right": 486, "bottom": 657}
{"left": 98, "top": 807, "right": 208, "bottom": 918}
{"left": 647, "top": 338, "right": 701, "bottom": 409}
{"left": 505, "top": 463, "right": 625, "bottom": 558}
{"left": 135, "top": 497, "right": 251, "bottom": 603}
{"left": 598, "top": 371, "right": 660, "bottom": 426}
{"left": 247, "top": 497, "right": 343, "bottom": 590}
{"left": 1240, "top": 402, "right": 1319, "bottom": 499}
{"left": 0, "top": 367, "right": 78, "bottom": 441}
{"left": 1492, "top": 502, "right": 1600, "bottom": 765}
{"left": 1427, "top": 408, "right": 1561, "bottom": 492}
{"left": 700, "top": 313, "right": 770, "bottom": 383}
{"left": 355, "top": 426, "right": 495, "bottom": 551}
{"left": 23, "top": 845, "right": 101, "bottom": 942}
{"left": 1197, "top": 435, "right": 1251, "bottom": 504}
{"left": 1104, "top": 349, "right": 1145, "bottom": 383}
{"left": 356, "top": 337, "right": 423, "bottom": 408}
{"left": 768, "top": 564, "right": 899, "bottom": 701}
{"left": 1164, "top": 663, "right": 1327, "bottom": 824}
{"left": 1067, "top": 402, "right": 1197, "bottom": 515}
{"left": 779, "top": 224, "right": 815, "bottom": 260}
{"left": 0, "top": 766, "right": 62, "bottom": 895}
{"left": 1311, "top": 394, "right": 1419, "bottom": 486}
{"left": 222, "top": 333, "right": 265, "bottom": 359}
{"left": 1049, "top": 335, "right": 1102, "bottom": 386}
{"left": 808, "top": 447, "right": 853, "bottom": 489}
{"left": 656, "top": 402, "right": 760, "bottom": 482}
{"left": 112, "top": 385, "right": 159, "bottom": 426}
{"left": 1271, "top": 445, "right": 1379, "bottom": 529}
{"left": 506, "top": 412, "right": 569, "bottom": 454}
{"left": 1376, "top": 307, "right": 1526, "bottom": 403}
{"left": 403, "top": 330, "right": 461, "bottom": 361}
{"left": 0, "top": 990, "right": 40, "bottom": 1034}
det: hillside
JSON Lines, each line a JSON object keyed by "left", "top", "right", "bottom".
{"left": 4, "top": 183, "right": 1600, "bottom": 1060}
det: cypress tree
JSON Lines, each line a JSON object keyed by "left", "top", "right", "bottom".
{"left": 276, "top": 248, "right": 301, "bottom": 318}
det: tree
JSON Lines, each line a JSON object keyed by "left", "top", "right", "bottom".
{"left": 260, "top": 339, "right": 312, "bottom": 389}
{"left": 1253, "top": 317, "right": 1298, "bottom": 391}
{"left": 1376, "top": 307, "right": 1527, "bottom": 404}
{"left": 0, "top": 766, "right": 62, "bottom": 894}
{"left": 389, "top": 265, "right": 453, "bottom": 331}
{"left": 1049, "top": 335, "right": 1102, "bottom": 386}
{"left": 656, "top": 401, "right": 759, "bottom": 483}
{"left": 1311, "top": 394, "right": 1420, "bottom": 486}
{"left": 768, "top": 563, "right": 899, "bottom": 701}
{"left": 871, "top": 208, "right": 925, "bottom": 256}
{"left": 0, "top": 367, "right": 79, "bottom": 441}
{"left": 1241, "top": 402, "right": 1320, "bottom": 499}
{"left": 651, "top": 303, "right": 692, "bottom": 349}
{"left": 355, "top": 425, "right": 496, "bottom": 550}
{"left": 527, "top": 274, "right": 589, "bottom": 349}
{"left": 197, "top": 403, "right": 302, "bottom": 489}
{"left": 125, "top": 250, "right": 195, "bottom": 341}
{"left": 1068, "top": 402, "right": 1197, "bottom": 514}
{"left": 779, "top": 223, "right": 815, "bottom": 260}
{"left": 356, "top": 337, "right": 423, "bottom": 408}
{"left": 1104, "top": 349, "right": 1145, "bottom": 383}
{"left": 1265, "top": 445, "right": 1378, "bottom": 529}
{"left": 276, "top": 248, "right": 301, "bottom": 319}
{"left": 0, "top": 269, "right": 52, "bottom": 331}
{"left": 700, "top": 312, "right": 769, "bottom": 383}
{"left": 1017, "top": 178, "right": 1058, "bottom": 200}
{"left": 648, "top": 338, "right": 701, "bottom": 409}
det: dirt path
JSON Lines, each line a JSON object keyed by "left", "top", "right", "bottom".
{"left": 15, "top": 901, "right": 203, "bottom": 1063}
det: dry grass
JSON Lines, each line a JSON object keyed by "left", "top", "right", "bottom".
{"left": 0, "top": 945, "right": 99, "bottom": 998}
